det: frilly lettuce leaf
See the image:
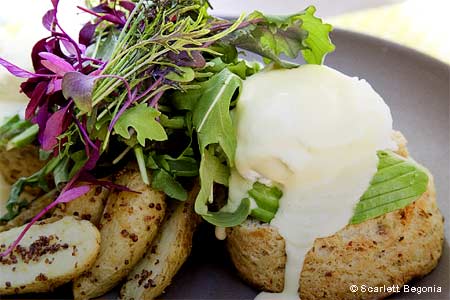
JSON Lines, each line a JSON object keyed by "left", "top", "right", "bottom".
{"left": 224, "top": 6, "right": 334, "bottom": 67}
{"left": 350, "top": 150, "right": 429, "bottom": 224}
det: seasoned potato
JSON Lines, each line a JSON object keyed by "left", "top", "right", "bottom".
{"left": 120, "top": 183, "right": 201, "bottom": 300}
{"left": 53, "top": 184, "right": 109, "bottom": 226}
{"left": 0, "top": 216, "right": 100, "bottom": 295}
{"left": 73, "top": 166, "right": 166, "bottom": 300}
{"left": 0, "top": 145, "right": 46, "bottom": 185}
{"left": 0, "top": 191, "right": 56, "bottom": 233}
{"left": 226, "top": 132, "right": 445, "bottom": 299}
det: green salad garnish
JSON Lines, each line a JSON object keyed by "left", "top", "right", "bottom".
{"left": 350, "top": 150, "right": 429, "bottom": 224}
{"left": 0, "top": 0, "right": 335, "bottom": 253}
{"left": 0, "top": 0, "right": 428, "bottom": 257}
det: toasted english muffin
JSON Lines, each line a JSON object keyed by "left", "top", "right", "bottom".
{"left": 226, "top": 132, "right": 444, "bottom": 300}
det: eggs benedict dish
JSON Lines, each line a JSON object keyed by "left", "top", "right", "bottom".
{"left": 225, "top": 65, "right": 444, "bottom": 300}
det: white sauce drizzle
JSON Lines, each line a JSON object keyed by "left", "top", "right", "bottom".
{"left": 229, "top": 65, "right": 395, "bottom": 300}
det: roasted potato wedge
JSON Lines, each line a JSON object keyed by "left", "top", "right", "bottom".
{"left": 0, "top": 191, "right": 56, "bottom": 233}
{"left": 0, "top": 216, "right": 100, "bottom": 295}
{"left": 73, "top": 166, "right": 166, "bottom": 300}
{"left": 53, "top": 184, "right": 109, "bottom": 226}
{"left": 0, "top": 145, "right": 46, "bottom": 185}
{"left": 120, "top": 183, "right": 201, "bottom": 300}
{"left": 226, "top": 132, "right": 445, "bottom": 300}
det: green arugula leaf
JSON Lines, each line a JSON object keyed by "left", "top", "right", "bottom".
{"left": 166, "top": 66, "right": 196, "bottom": 82}
{"left": 202, "top": 198, "right": 251, "bottom": 227}
{"left": 114, "top": 103, "right": 168, "bottom": 146}
{"left": 158, "top": 155, "right": 199, "bottom": 177}
{"left": 350, "top": 150, "right": 429, "bottom": 224}
{"left": 224, "top": 6, "right": 334, "bottom": 67}
{"left": 159, "top": 114, "right": 185, "bottom": 129}
{"left": 152, "top": 169, "right": 188, "bottom": 201}
{"left": 192, "top": 68, "right": 241, "bottom": 165}
{"left": 53, "top": 156, "right": 71, "bottom": 188}
{"left": 249, "top": 182, "right": 282, "bottom": 222}
{"left": 195, "top": 147, "right": 229, "bottom": 215}
{"left": 0, "top": 157, "right": 60, "bottom": 221}
{"left": 68, "top": 150, "right": 88, "bottom": 179}
{"left": 146, "top": 154, "right": 159, "bottom": 169}
{"left": 172, "top": 86, "right": 203, "bottom": 111}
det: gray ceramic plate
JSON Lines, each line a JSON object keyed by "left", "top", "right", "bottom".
{"left": 4, "top": 29, "right": 449, "bottom": 300}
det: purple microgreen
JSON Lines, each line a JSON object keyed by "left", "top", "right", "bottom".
{"left": 168, "top": 50, "right": 206, "bottom": 68}
{"left": 84, "top": 140, "right": 101, "bottom": 171}
{"left": 79, "top": 22, "right": 98, "bottom": 46}
{"left": 0, "top": 57, "right": 50, "bottom": 78}
{"left": 31, "top": 38, "right": 53, "bottom": 72}
{"left": 132, "top": 76, "right": 164, "bottom": 103}
{"left": 25, "top": 81, "right": 48, "bottom": 120}
{"left": 20, "top": 78, "right": 40, "bottom": 98}
{"left": 39, "top": 52, "right": 75, "bottom": 76}
{"left": 74, "top": 118, "right": 98, "bottom": 155}
{"left": 119, "top": 1, "right": 136, "bottom": 12}
{"left": 62, "top": 72, "right": 97, "bottom": 113}
{"left": 77, "top": 6, "right": 126, "bottom": 26}
{"left": 0, "top": 185, "right": 91, "bottom": 258}
{"left": 90, "top": 3, "right": 115, "bottom": 14}
{"left": 33, "top": 102, "right": 50, "bottom": 144}
{"left": 48, "top": 1, "right": 83, "bottom": 70}
{"left": 60, "top": 38, "right": 86, "bottom": 57}
{"left": 100, "top": 13, "right": 126, "bottom": 26}
{"left": 77, "top": 172, "right": 135, "bottom": 193}
{"left": 41, "top": 101, "right": 73, "bottom": 151}
{"left": 47, "top": 77, "right": 62, "bottom": 94}
{"left": 150, "top": 90, "right": 164, "bottom": 108}
{"left": 42, "top": 9, "right": 56, "bottom": 31}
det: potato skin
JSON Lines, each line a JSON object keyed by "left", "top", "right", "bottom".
{"left": 226, "top": 132, "right": 444, "bottom": 300}
{"left": 0, "top": 145, "right": 45, "bottom": 185}
{"left": 73, "top": 166, "right": 166, "bottom": 300}
{"left": 120, "top": 183, "right": 201, "bottom": 300}
{"left": 53, "top": 184, "right": 109, "bottom": 226}
{"left": 0, "top": 216, "right": 100, "bottom": 295}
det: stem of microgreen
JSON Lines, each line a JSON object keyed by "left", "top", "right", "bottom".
{"left": 113, "top": 146, "right": 133, "bottom": 164}
{"left": 134, "top": 146, "right": 149, "bottom": 185}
